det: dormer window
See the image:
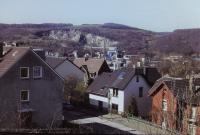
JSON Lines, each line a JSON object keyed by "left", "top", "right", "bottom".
{"left": 20, "top": 67, "right": 29, "bottom": 79}
{"left": 33, "top": 66, "right": 43, "bottom": 78}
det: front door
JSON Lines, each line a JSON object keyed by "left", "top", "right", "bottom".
{"left": 112, "top": 104, "right": 118, "bottom": 113}
{"left": 98, "top": 101, "right": 103, "bottom": 111}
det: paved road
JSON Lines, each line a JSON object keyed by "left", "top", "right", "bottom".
{"left": 64, "top": 109, "right": 144, "bottom": 134}
{"left": 71, "top": 116, "right": 144, "bottom": 134}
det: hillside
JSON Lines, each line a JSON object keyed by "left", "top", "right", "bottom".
{"left": 0, "top": 23, "right": 155, "bottom": 55}
{"left": 1, "top": 23, "right": 200, "bottom": 56}
{"left": 155, "top": 29, "right": 200, "bottom": 55}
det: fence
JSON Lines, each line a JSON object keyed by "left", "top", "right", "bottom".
{"left": 124, "top": 113, "right": 182, "bottom": 135}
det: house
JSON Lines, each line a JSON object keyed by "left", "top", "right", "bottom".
{"left": 0, "top": 45, "right": 64, "bottom": 128}
{"left": 73, "top": 58, "right": 111, "bottom": 79}
{"left": 149, "top": 77, "right": 200, "bottom": 135}
{"left": 45, "top": 56, "right": 85, "bottom": 82}
{"left": 87, "top": 67, "right": 161, "bottom": 118}
{"left": 105, "top": 47, "right": 131, "bottom": 71}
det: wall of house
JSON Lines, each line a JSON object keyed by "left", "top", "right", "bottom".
{"left": 55, "top": 60, "right": 85, "bottom": 81}
{"left": 150, "top": 85, "right": 178, "bottom": 130}
{"left": 109, "top": 88, "right": 124, "bottom": 113}
{"left": 89, "top": 90, "right": 124, "bottom": 114}
{"left": 0, "top": 50, "right": 64, "bottom": 128}
{"left": 124, "top": 75, "right": 151, "bottom": 118}
{"left": 89, "top": 94, "right": 108, "bottom": 109}
{"left": 182, "top": 105, "right": 200, "bottom": 135}
{"left": 88, "top": 75, "right": 151, "bottom": 116}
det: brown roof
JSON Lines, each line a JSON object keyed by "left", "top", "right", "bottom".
{"left": 149, "top": 77, "right": 189, "bottom": 95}
{"left": 73, "top": 58, "right": 105, "bottom": 73}
{"left": 0, "top": 47, "right": 30, "bottom": 77}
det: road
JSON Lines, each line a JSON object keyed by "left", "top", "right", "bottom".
{"left": 63, "top": 108, "right": 144, "bottom": 134}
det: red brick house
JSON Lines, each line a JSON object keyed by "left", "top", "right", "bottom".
{"left": 149, "top": 77, "right": 200, "bottom": 135}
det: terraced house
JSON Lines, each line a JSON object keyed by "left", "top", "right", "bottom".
{"left": 0, "top": 45, "right": 64, "bottom": 128}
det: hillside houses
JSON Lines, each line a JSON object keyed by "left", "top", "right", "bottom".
{"left": 0, "top": 45, "right": 64, "bottom": 128}
{"left": 2, "top": 44, "right": 200, "bottom": 135}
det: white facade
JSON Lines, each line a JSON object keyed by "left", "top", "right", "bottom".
{"left": 89, "top": 75, "right": 151, "bottom": 117}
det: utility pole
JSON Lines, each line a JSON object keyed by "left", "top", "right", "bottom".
{"left": 107, "top": 89, "right": 112, "bottom": 117}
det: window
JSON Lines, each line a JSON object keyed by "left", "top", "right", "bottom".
{"left": 20, "top": 90, "right": 29, "bottom": 102}
{"left": 191, "top": 107, "right": 197, "bottom": 120}
{"left": 33, "top": 66, "right": 43, "bottom": 78}
{"left": 139, "top": 87, "right": 143, "bottom": 97}
{"left": 162, "top": 99, "right": 167, "bottom": 111}
{"left": 188, "top": 124, "right": 196, "bottom": 135}
{"left": 136, "top": 75, "right": 139, "bottom": 82}
{"left": 113, "top": 88, "right": 118, "bottom": 97}
{"left": 20, "top": 67, "right": 29, "bottom": 79}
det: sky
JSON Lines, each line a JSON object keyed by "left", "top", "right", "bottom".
{"left": 0, "top": 0, "right": 200, "bottom": 32}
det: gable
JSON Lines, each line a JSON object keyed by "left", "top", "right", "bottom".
{"left": 124, "top": 75, "right": 151, "bottom": 91}
{"left": 55, "top": 60, "right": 84, "bottom": 80}
{"left": 5, "top": 49, "right": 64, "bottom": 82}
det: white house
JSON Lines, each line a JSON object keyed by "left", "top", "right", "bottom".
{"left": 87, "top": 67, "right": 161, "bottom": 118}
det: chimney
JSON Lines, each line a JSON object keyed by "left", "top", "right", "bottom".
{"left": 0, "top": 42, "right": 3, "bottom": 58}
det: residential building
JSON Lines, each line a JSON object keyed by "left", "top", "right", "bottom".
{"left": 45, "top": 56, "right": 85, "bottom": 82}
{"left": 0, "top": 46, "right": 64, "bottom": 128}
{"left": 87, "top": 67, "right": 161, "bottom": 118}
{"left": 105, "top": 47, "right": 132, "bottom": 71}
{"left": 73, "top": 58, "right": 111, "bottom": 80}
{"left": 149, "top": 77, "right": 200, "bottom": 135}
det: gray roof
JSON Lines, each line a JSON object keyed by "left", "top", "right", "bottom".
{"left": 45, "top": 56, "right": 66, "bottom": 69}
{"left": 88, "top": 68, "right": 152, "bottom": 97}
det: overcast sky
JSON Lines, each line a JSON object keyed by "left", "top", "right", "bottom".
{"left": 0, "top": 0, "right": 200, "bottom": 32}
